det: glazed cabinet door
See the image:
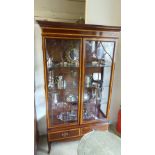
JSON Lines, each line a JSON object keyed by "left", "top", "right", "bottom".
{"left": 82, "top": 38, "right": 115, "bottom": 123}
{"left": 44, "top": 37, "right": 82, "bottom": 128}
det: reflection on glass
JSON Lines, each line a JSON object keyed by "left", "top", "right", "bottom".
{"left": 102, "top": 67, "right": 111, "bottom": 86}
{"left": 46, "top": 39, "right": 80, "bottom": 126}
{"left": 83, "top": 40, "right": 114, "bottom": 121}
{"left": 86, "top": 41, "right": 114, "bottom": 66}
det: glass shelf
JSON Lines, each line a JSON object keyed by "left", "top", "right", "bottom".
{"left": 48, "top": 87, "right": 78, "bottom": 91}
{"left": 86, "top": 63, "right": 112, "bottom": 68}
{"left": 48, "top": 64, "right": 79, "bottom": 69}
{"left": 85, "top": 84, "right": 110, "bottom": 89}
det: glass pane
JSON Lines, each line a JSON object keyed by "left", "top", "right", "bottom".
{"left": 100, "top": 87, "right": 109, "bottom": 114}
{"left": 46, "top": 38, "right": 80, "bottom": 126}
{"left": 103, "top": 67, "right": 111, "bottom": 87}
{"left": 83, "top": 40, "right": 114, "bottom": 121}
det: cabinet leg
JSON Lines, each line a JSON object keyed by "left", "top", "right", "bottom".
{"left": 48, "top": 142, "right": 51, "bottom": 154}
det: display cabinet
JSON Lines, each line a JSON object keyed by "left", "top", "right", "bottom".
{"left": 37, "top": 21, "right": 120, "bottom": 153}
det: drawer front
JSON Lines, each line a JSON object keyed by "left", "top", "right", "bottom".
{"left": 48, "top": 129, "right": 80, "bottom": 141}
{"left": 80, "top": 124, "right": 109, "bottom": 135}
{"left": 80, "top": 127, "right": 93, "bottom": 135}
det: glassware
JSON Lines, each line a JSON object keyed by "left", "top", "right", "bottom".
{"left": 47, "top": 57, "right": 53, "bottom": 68}
{"left": 51, "top": 92, "right": 59, "bottom": 104}
{"left": 66, "top": 94, "right": 77, "bottom": 103}
{"left": 57, "top": 76, "right": 67, "bottom": 89}
{"left": 48, "top": 71, "right": 55, "bottom": 89}
{"left": 92, "top": 89, "right": 97, "bottom": 99}
{"left": 85, "top": 75, "right": 92, "bottom": 87}
{"left": 71, "top": 71, "right": 78, "bottom": 77}
{"left": 72, "top": 81, "right": 77, "bottom": 88}
{"left": 83, "top": 92, "right": 90, "bottom": 102}
{"left": 57, "top": 111, "right": 77, "bottom": 122}
{"left": 57, "top": 112, "right": 69, "bottom": 122}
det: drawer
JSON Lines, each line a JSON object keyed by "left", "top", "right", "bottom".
{"left": 80, "top": 124, "right": 109, "bottom": 135}
{"left": 48, "top": 129, "right": 80, "bottom": 141}
{"left": 80, "top": 127, "right": 93, "bottom": 135}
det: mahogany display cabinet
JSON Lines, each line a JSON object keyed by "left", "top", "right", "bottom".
{"left": 37, "top": 21, "right": 121, "bottom": 153}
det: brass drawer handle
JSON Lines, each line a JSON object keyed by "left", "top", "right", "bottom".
{"left": 62, "top": 132, "right": 69, "bottom": 137}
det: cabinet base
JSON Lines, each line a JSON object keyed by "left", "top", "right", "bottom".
{"left": 48, "top": 142, "right": 51, "bottom": 154}
{"left": 48, "top": 123, "right": 109, "bottom": 142}
{"left": 47, "top": 123, "right": 109, "bottom": 153}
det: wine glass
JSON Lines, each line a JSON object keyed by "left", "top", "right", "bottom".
{"left": 92, "top": 88, "right": 96, "bottom": 99}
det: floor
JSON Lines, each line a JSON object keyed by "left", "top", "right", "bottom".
{"left": 37, "top": 125, "right": 121, "bottom": 155}
{"left": 37, "top": 136, "right": 79, "bottom": 155}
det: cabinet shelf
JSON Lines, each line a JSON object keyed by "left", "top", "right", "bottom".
{"left": 86, "top": 63, "right": 112, "bottom": 68}
{"left": 48, "top": 87, "right": 78, "bottom": 92}
{"left": 48, "top": 64, "right": 79, "bottom": 70}
{"left": 48, "top": 67, "right": 79, "bottom": 74}
{"left": 85, "top": 85, "right": 110, "bottom": 89}
{"left": 50, "top": 114, "right": 77, "bottom": 125}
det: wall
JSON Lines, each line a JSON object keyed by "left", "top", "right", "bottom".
{"left": 110, "top": 37, "right": 121, "bottom": 123}
{"left": 34, "top": 0, "right": 85, "bottom": 22}
{"left": 85, "top": 0, "right": 121, "bottom": 26}
{"left": 34, "top": 22, "right": 47, "bottom": 135}
{"left": 34, "top": 0, "right": 85, "bottom": 135}
{"left": 85, "top": 0, "right": 121, "bottom": 123}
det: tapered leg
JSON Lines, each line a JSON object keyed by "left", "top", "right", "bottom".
{"left": 48, "top": 142, "right": 51, "bottom": 154}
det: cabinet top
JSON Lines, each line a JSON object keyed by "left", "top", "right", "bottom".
{"left": 37, "top": 20, "right": 121, "bottom": 32}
